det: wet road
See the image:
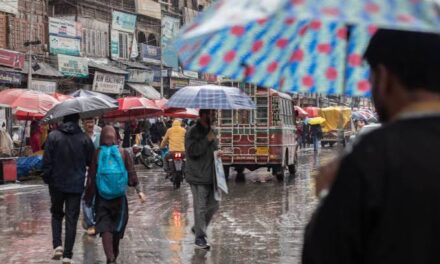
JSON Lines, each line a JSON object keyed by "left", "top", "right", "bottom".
{"left": 0, "top": 149, "right": 336, "bottom": 264}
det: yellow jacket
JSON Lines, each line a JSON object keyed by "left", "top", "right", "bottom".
{"left": 160, "top": 120, "right": 186, "bottom": 152}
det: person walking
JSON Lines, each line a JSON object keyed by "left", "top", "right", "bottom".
{"left": 309, "top": 124, "right": 322, "bottom": 152}
{"left": 185, "top": 109, "right": 220, "bottom": 250}
{"left": 84, "top": 126, "right": 145, "bottom": 264}
{"left": 303, "top": 29, "right": 440, "bottom": 264}
{"left": 83, "top": 118, "right": 100, "bottom": 148}
{"left": 42, "top": 114, "right": 95, "bottom": 264}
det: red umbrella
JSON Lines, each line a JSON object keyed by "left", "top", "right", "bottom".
{"left": 103, "top": 97, "right": 163, "bottom": 121}
{"left": 14, "top": 92, "right": 72, "bottom": 120}
{"left": 294, "top": 106, "right": 308, "bottom": 118}
{"left": 164, "top": 108, "right": 199, "bottom": 119}
{"left": 0, "top": 89, "right": 59, "bottom": 114}
{"left": 304, "top": 107, "right": 320, "bottom": 118}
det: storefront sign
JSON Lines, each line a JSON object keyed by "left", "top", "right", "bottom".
{"left": 0, "top": 49, "right": 25, "bottom": 69}
{"left": 0, "top": 0, "right": 18, "bottom": 15}
{"left": 127, "top": 69, "right": 154, "bottom": 84}
{"left": 140, "top": 44, "right": 161, "bottom": 64}
{"left": 49, "top": 35, "right": 81, "bottom": 56}
{"left": 112, "top": 11, "right": 136, "bottom": 33}
{"left": 93, "top": 71, "right": 125, "bottom": 94}
{"left": 189, "top": 79, "right": 208, "bottom": 86}
{"left": 30, "top": 80, "right": 57, "bottom": 94}
{"left": 183, "top": 70, "right": 198, "bottom": 79}
{"left": 202, "top": 73, "right": 218, "bottom": 82}
{"left": 170, "top": 78, "right": 189, "bottom": 89}
{"left": 49, "top": 17, "right": 79, "bottom": 38}
{"left": 161, "top": 16, "right": 180, "bottom": 70}
{"left": 111, "top": 30, "right": 120, "bottom": 60}
{"left": 57, "top": 54, "right": 88, "bottom": 78}
{"left": 0, "top": 70, "right": 22, "bottom": 85}
{"left": 135, "top": 0, "right": 161, "bottom": 20}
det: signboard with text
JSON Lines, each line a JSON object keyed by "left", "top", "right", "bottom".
{"left": 50, "top": 35, "right": 81, "bottom": 56}
{"left": 140, "top": 44, "right": 161, "bottom": 64}
{"left": 93, "top": 71, "right": 125, "bottom": 94}
{"left": 57, "top": 54, "right": 88, "bottom": 78}
{"left": 31, "top": 80, "right": 57, "bottom": 94}
{"left": 0, "top": 70, "right": 22, "bottom": 85}
{"left": 0, "top": 49, "right": 25, "bottom": 69}
{"left": 170, "top": 78, "right": 189, "bottom": 89}
{"left": 161, "top": 16, "right": 180, "bottom": 70}
{"left": 127, "top": 69, "right": 154, "bottom": 84}
{"left": 112, "top": 11, "right": 136, "bottom": 33}
{"left": 49, "top": 17, "right": 79, "bottom": 38}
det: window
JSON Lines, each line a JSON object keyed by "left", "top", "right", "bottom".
{"left": 272, "top": 97, "right": 281, "bottom": 126}
{"left": 256, "top": 97, "right": 268, "bottom": 125}
{"left": 119, "top": 32, "right": 129, "bottom": 59}
{"left": 81, "top": 28, "right": 109, "bottom": 57}
{"left": 221, "top": 110, "right": 232, "bottom": 125}
{"left": 138, "top": 32, "right": 146, "bottom": 44}
{"left": 147, "top": 34, "right": 157, "bottom": 46}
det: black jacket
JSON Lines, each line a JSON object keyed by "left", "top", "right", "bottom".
{"left": 185, "top": 121, "right": 218, "bottom": 185}
{"left": 303, "top": 116, "right": 440, "bottom": 264}
{"left": 43, "top": 122, "right": 95, "bottom": 194}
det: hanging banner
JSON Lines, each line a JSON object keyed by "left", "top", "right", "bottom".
{"left": 0, "top": 70, "right": 22, "bottom": 85}
{"left": 57, "top": 54, "right": 89, "bottom": 78}
{"left": 161, "top": 16, "right": 180, "bottom": 70}
{"left": 111, "top": 30, "right": 120, "bottom": 60}
{"left": 130, "top": 36, "right": 139, "bottom": 59}
{"left": 0, "top": 49, "right": 25, "bottom": 69}
{"left": 141, "top": 44, "right": 161, "bottom": 64}
{"left": 49, "top": 35, "right": 81, "bottom": 56}
{"left": 31, "top": 80, "right": 58, "bottom": 94}
{"left": 127, "top": 69, "right": 154, "bottom": 84}
{"left": 112, "top": 11, "right": 136, "bottom": 33}
{"left": 93, "top": 71, "right": 125, "bottom": 94}
{"left": 0, "top": 0, "right": 18, "bottom": 15}
{"left": 49, "top": 17, "right": 79, "bottom": 38}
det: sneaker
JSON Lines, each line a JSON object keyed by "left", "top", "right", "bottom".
{"left": 62, "top": 258, "right": 73, "bottom": 264}
{"left": 52, "top": 246, "right": 63, "bottom": 260}
{"left": 195, "top": 236, "right": 210, "bottom": 250}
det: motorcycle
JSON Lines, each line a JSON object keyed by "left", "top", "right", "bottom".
{"left": 167, "top": 152, "right": 185, "bottom": 189}
{"left": 132, "top": 144, "right": 164, "bottom": 169}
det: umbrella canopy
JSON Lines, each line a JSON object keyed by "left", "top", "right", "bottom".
{"left": 175, "top": 0, "right": 440, "bottom": 96}
{"left": 294, "top": 106, "right": 308, "bottom": 118}
{"left": 166, "top": 85, "right": 256, "bottom": 110}
{"left": 307, "top": 116, "right": 326, "bottom": 125}
{"left": 164, "top": 108, "right": 199, "bottom": 119}
{"left": 69, "top": 89, "right": 118, "bottom": 105}
{"left": 14, "top": 92, "right": 72, "bottom": 121}
{"left": 304, "top": 107, "right": 320, "bottom": 118}
{"left": 52, "top": 92, "right": 73, "bottom": 102}
{"left": 42, "top": 96, "right": 118, "bottom": 123}
{"left": 0, "top": 89, "right": 59, "bottom": 114}
{"left": 103, "top": 97, "right": 163, "bottom": 122}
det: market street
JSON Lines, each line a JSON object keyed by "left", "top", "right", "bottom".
{"left": 0, "top": 149, "right": 336, "bottom": 264}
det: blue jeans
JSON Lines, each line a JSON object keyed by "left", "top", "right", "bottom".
{"left": 313, "top": 136, "right": 320, "bottom": 152}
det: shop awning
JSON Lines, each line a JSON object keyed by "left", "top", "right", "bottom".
{"left": 127, "top": 83, "right": 161, "bottom": 100}
{"left": 22, "top": 62, "right": 63, "bottom": 77}
{"left": 89, "top": 61, "right": 128, "bottom": 75}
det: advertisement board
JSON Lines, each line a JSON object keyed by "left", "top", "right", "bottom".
{"left": 31, "top": 80, "right": 57, "bottom": 94}
{"left": 111, "top": 30, "right": 120, "bottom": 60}
{"left": 49, "top": 35, "right": 81, "bottom": 56}
{"left": 127, "top": 69, "right": 154, "bottom": 84}
{"left": 49, "top": 17, "right": 79, "bottom": 38}
{"left": 0, "top": 70, "right": 22, "bottom": 85}
{"left": 161, "top": 16, "right": 180, "bottom": 70}
{"left": 0, "top": 49, "right": 25, "bottom": 69}
{"left": 57, "top": 54, "right": 88, "bottom": 78}
{"left": 112, "top": 11, "right": 136, "bottom": 33}
{"left": 140, "top": 44, "right": 161, "bottom": 64}
{"left": 93, "top": 71, "right": 125, "bottom": 94}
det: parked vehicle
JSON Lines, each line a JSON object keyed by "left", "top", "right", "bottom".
{"left": 167, "top": 152, "right": 185, "bottom": 189}
{"left": 132, "top": 144, "right": 163, "bottom": 169}
{"left": 217, "top": 81, "right": 298, "bottom": 182}
{"left": 319, "top": 107, "right": 354, "bottom": 147}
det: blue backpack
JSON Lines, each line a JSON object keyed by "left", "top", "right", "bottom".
{"left": 96, "top": 145, "right": 128, "bottom": 200}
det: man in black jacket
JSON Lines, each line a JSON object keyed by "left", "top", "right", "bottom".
{"left": 43, "top": 113, "right": 94, "bottom": 263}
{"left": 303, "top": 30, "right": 440, "bottom": 264}
{"left": 185, "top": 109, "right": 219, "bottom": 250}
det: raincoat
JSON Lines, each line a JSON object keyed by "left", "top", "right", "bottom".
{"left": 160, "top": 119, "right": 186, "bottom": 152}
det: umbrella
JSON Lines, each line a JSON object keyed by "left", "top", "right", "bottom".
{"left": 102, "top": 97, "right": 163, "bottom": 122}
{"left": 175, "top": 0, "right": 440, "bottom": 96}
{"left": 308, "top": 116, "right": 326, "bottom": 125}
{"left": 42, "top": 96, "right": 118, "bottom": 123}
{"left": 0, "top": 89, "right": 59, "bottom": 114}
{"left": 164, "top": 108, "right": 199, "bottom": 119}
{"left": 304, "top": 107, "right": 320, "bottom": 118}
{"left": 14, "top": 92, "right": 73, "bottom": 121}
{"left": 294, "top": 106, "right": 308, "bottom": 118}
{"left": 166, "top": 85, "right": 256, "bottom": 110}
{"left": 69, "top": 89, "right": 118, "bottom": 105}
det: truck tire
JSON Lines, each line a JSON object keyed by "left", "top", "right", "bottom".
{"left": 236, "top": 166, "right": 245, "bottom": 182}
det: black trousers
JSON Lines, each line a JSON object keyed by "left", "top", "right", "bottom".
{"left": 49, "top": 186, "right": 81, "bottom": 259}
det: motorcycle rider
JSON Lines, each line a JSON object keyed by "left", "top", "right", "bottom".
{"left": 160, "top": 119, "right": 186, "bottom": 174}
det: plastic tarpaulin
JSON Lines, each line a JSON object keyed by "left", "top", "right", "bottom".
{"left": 319, "top": 107, "right": 352, "bottom": 133}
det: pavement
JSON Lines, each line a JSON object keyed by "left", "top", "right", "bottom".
{"left": 0, "top": 148, "right": 337, "bottom": 264}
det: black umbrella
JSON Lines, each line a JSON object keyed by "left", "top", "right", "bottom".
{"left": 69, "top": 89, "right": 118, "bottom": 105}
{"left": 42, "top": 96, "right": 118, "bottom": 123}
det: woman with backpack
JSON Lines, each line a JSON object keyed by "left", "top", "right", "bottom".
{"left": 84, "top": 126, "right": 146, "bottom": 264}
